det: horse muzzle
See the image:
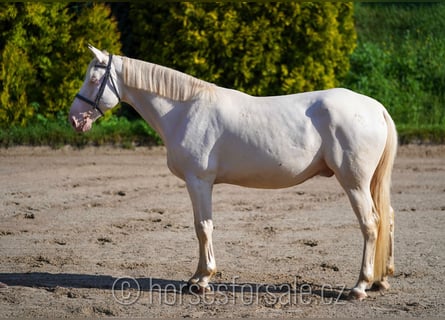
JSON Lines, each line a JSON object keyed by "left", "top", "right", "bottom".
{"left": 70, "top": 114, "right": 93, "bottom": 132}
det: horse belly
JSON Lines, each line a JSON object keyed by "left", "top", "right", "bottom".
{"left": 214, "top": 146, "right": 325, "bottom": 189}
{"left": 213, "top": 102, "right": 326, "bottom": 188}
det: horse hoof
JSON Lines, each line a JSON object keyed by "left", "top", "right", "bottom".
{"left": 348, "top": 288, "right": 367, "bottom": 301}
{"left": 186, "top": 282, "right": 211, "bottom": 294}
{"left": 371, "top": 280, "right": 390, "bottom": 292}
{"left": 197, "top": 285, "right": 212, "bottom": 294}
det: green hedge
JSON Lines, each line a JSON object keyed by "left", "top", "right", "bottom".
{"left": 125, "top": 2, "right": 356, "bottom": 96}
{"left": 0, "top": 117, "right": 161, "bottom": 149}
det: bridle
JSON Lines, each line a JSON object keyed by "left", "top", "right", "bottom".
{"left": 75, "top": 54, "right": 121, "bottom": 117}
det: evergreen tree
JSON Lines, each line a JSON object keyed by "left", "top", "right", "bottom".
{"left": 0, "top": 3, "right": 121, "bottom": 127}
{"left": 124, "top": 3, "right": 356, "bottom": 96}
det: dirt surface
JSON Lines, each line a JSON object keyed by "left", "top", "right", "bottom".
{"left": 0, "top": 145, "right": 444, "bottom": 318}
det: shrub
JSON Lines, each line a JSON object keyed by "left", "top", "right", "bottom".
{"left": 124, "top": 2, "right": 356, "bottom": 96}
{"left": 0, "top": 3, "right": 121, "bottom": 127}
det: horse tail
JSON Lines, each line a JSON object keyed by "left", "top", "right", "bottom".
{"left": 371, "top": 108, "right": 398, "bottom": 281}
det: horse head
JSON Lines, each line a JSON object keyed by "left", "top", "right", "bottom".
{"left": 69, "top": 45, "right": 122, "bottom": 132}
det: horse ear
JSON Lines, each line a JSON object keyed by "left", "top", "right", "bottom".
{"left": 87, "top": 44, "right": 108, "bottom": 64}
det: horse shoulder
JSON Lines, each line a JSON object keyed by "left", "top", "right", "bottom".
{"left": 166, "top": 99, "right": 224, "bottom": 180}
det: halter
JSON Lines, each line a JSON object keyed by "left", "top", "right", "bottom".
{"left": 75, "top": 54, "right": 121, "bottom": 117}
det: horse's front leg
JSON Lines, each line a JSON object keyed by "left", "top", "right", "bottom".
{"left": 185, "top": 177, "right": 216, "bottom": 291}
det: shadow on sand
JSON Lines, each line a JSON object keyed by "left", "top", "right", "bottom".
{"left": 0, "top": 272, "right": 350, "bottom": 301}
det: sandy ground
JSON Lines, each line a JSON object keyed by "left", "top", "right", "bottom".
{"left": 0, "top": 145, "right": 444, "bottom": 318}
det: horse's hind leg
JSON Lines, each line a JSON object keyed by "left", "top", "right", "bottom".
{"left": 185, "top": 177, "right": 217, "bottom": 292}
{"left": 342, "top": 184, "right": 379, "bottom": 300}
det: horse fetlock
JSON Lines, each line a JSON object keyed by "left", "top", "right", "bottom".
{"left": 360, "top": 269, "right": 374, "bottom": 284}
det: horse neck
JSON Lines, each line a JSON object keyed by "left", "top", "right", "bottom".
{"left": 117, "top": 56, "right": 213, "bottom": 145}
{"left": 121, "top": 86, "right": 184, "bottom": 145}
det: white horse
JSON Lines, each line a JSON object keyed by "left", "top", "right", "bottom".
{"left": 70, "top": 45, "right": 397, "bottom": 300}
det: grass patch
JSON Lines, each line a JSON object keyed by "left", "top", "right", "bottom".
{"left": 0, "top": 117, "right": 161, "bottom": 149}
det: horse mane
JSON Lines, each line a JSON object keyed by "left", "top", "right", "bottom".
{"left": 122, "top": 57, "right": 214, "bottom": 101}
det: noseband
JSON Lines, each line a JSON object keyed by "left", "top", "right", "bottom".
{"left": 75, "top": 54, "right": 121, "bottom": 117}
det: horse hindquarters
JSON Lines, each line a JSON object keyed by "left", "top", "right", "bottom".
{"left": 331, "top": 109, "right": 397, "bottom": 300}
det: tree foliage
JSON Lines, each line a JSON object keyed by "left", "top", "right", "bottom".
{"left": 124, "top": 2, "right": 356, "bottom": 96}
{"left": 0, "top": 3, "right": 121, "bottom": 127}
{"left": 344, "top": 3, "right": 445, "bottom": 126}
{"left": 1, "top": 3, "right": 356, "bottom": 127}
